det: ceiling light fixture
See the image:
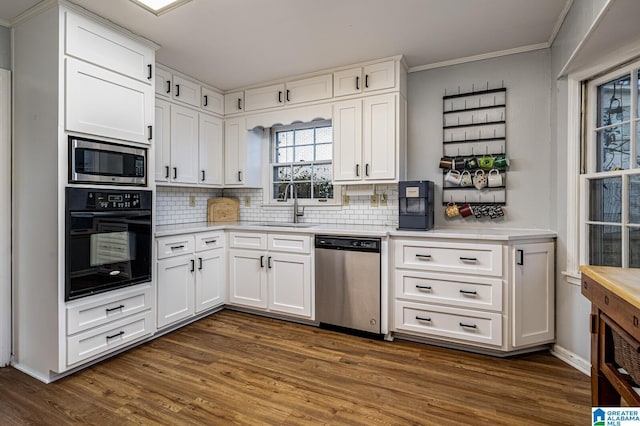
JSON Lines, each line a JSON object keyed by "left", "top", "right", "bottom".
{"left": 130, "top": 0, "right": 192, "bottom": 16}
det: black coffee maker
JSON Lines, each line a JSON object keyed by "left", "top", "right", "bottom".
{"left": 398, "top": 181, "right": 434, "bottom": 230}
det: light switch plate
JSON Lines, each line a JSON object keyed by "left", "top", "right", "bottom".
{"left": 244, "top": 196, "right": 251, "bottom": 206}
{"left": 189, "top": 195, "right": 196, "bottom": 207}
{"left": 342, "top": 195, "right": 349, "bottom": 206}
{"left": 370, "top": 194, "right": 378, "bottom": 207}
{"left": 380, "top": 193, "right": 388, "bottom": 206}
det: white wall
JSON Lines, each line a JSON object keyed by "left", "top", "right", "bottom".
{"left": 407, "top": 49, "right": 553, "bottom": 229}
{"left": 0, "top": 69, "right": 10, "bottom": 366}
{"left": 551, "top": 0, "right": 613, "bottom": 366}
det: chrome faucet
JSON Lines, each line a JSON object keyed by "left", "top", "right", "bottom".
{"left": 283, "top": 182, "right": 305, "bottom": 223}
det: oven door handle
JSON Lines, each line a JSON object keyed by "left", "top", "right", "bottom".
{"left": 70, "top": 211, "right": 151, "bottom": 218}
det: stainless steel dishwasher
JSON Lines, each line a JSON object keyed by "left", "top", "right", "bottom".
{"left": 315, "top": 235, "right": 381, "bottom": 334}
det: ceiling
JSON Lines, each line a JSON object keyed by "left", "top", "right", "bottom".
{"left": 0, "top": 0, "right": 571, "bottom": 91}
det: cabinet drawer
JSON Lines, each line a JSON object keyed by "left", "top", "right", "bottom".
{"left": 395, "top": 240, "right": 503, "bottom": 277}
{"left": 268, "top": 233, "right": 311, "bottom": 254}
{"left": 195, "top": 231, "right": 225, "bottom": 252}
{"left": 395, "top": 301, "right": 502, "bottom": 346}
{"left": 395, "top": 270, "right": 502, "bottom": 312}
{"left": 229, "top": 232, "right": 267, "bottom": 250}
{"left": 66, "top": 285, "right": 152, "bottom": 335}
{"left": 67, "top": 310, "right": 153, "bottom": 366}
{"left": 64, "top": 10, "right": 154, "bottom": 83}
{"left": 157, "top": 234, "right": 195, "bottom": 259}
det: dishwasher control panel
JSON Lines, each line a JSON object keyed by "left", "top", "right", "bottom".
{"left": 315, "top": 235, "right": 381, "bottom": 252}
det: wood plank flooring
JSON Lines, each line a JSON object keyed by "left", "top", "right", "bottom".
{"left": 0, "top": 310, "right": 590, "bottom": 425}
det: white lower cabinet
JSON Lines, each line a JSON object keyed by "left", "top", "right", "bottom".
{"left": 393, "top": 237, "right": 555, "bottom": 353}
{"left": 228, "top": 232, "right": 312, "bottom": 319}
{"left": 156, "top": 232, "right": 225, "bottom": 329}
{"left": 65, "top": 284, "right": 154, "bottom": 367}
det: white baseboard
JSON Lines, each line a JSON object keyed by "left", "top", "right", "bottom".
{"left": 551, "top": 344, "right": 591, "bottom": 376}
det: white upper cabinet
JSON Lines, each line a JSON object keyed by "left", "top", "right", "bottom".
{"left": 64, "top": 10, "right": 154, "bottom": 84}
{"left": 169, "top": 104, "right": 199, "bottom": 184}
{"left": 155, "top": 67, "right": 172, "bottom": 98}
{"left": 286, "top": 74, "right": 333, "bottom": 105}
{"left": 225, "top": 91, "right": 244, "bottom": 113}
{"left": 333, "top": 93, "right": 398, "bottom": 183}
{"left": 333, "top": 60, "right": 395, "bottom": 97}
{"left": 224, "top": 117, "right": 262, "bottom": 187}
{"left": 244, "top": 74, "right": 333, "bottom": 112}
{"left": 172, "top": 75, "right": 201, "bottom": 108}
{"left": 199, "top": 113, "right": 223, "bottom": 186}
{"left": 66, "top": 58, "right": 152, "bottom": 144}
{"left": 245, "top": 83, "right": 285, "bottom": 111}
{"left": 154, "top": 98, "right": 171, "bottom": 182}
{"left": 201, "top": 87, "right": 224, "bottom": 115}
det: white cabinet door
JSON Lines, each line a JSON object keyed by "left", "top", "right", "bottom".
{"left": 155, "top": 67, "right": 172, "bottom": 97}
{"left": 228, "top": 249, "right": 267, "bottom": 309}
{"left": 195, "top": 248, "right": 225, "bottom": 313}
{"left": 286, "top": 74, "right": 332, "bottom": 105}
{"left": 512, "top": 242, "right": 555, "bottom": 347}
{"left": 157, "top": 255, "right": 195, "bottom": 328}
{"left": 363, "top": 94, "right": 396, "bottom": 181}
{"left": 66, "top": 58, "right": 152, "bottom": 144}
{"left": 363, "top": 61, "right": 395, "bottom": 92}
{"left": 170, "top": 104, "right": 199, "bottom": 184}
{"left": 172, "top": 75, "right": 201, "bottom": 107}
{"left": 154, "top": 98, "right": 171, "bottom": 182}
{"left": 199, "top": 113, "right": 223, "bottom": 186}
{"left": 332, "top": 99, "right": 362, "bottom": 182}
{"left": 244, "top": 83, "right": 284, "bottom": 111}
{"left": 201, "top": 87, "right": 224, "bottom": 115}
{"left": 268, "top": 253, "right": 312, "bottom": 318}
{"left": 333, "top": 67, "right": 363, "bottom": 97}
{"left": 225, "top": 91, "right": 244, "bottom": 114}
{"left": 224, "top": 118, "right": 246, "bottom": 185}
{"left": 65, "top": 10, "right": 154, "bottom": 84}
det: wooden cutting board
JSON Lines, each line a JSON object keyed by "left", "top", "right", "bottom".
{"left": 207, "top": 197, "right": 240, "bottom": 222}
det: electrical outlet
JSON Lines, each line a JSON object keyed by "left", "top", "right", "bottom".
{"left": 370, "top": 194, "right": 379, "bottom": 207}
{"left": 189, "top": 195, "right": 196, "bottom": 207}
{"left": 380, "top": 193, "right": 388, "bottom": 206}
{"left": 342, "top": 195, "right": 349, "bottom": 206}
{"left": 244, "top": 196, "right": 251, "bottom": 207}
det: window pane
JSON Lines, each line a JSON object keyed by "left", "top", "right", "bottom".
{"left": 313, "top": 182, "right": 334, "bottom": 199}
{"left": 273, "top": 183, "right": 289, "bottom": 200}
{"left": 315, "top": 143, "right": 332, "bottom": 161}
{"left": 295, "top": 182, "right": 311, "bottom": 198}
{"left": 312, "top": 164, "right": 332, "bottom": 181}
{"left": 275, "top": 147, "right": 293, "bottom": 163}
{"left": 316, "top": 126, "right": 332, "bottom": 143}
{"left": 589, "top": 224, "right": 622, "bottom": 266}
{"left": 596, "top": 124, "right": 630, "bottom": 171}
{"left": 294, "top": 145, "right": 313, "bottom": 162}
{"left": 597, "top": 74, "right": 631, "bottom": 127}
{"left": 637, "top": 70, "right": 640, "bottom": 119}
{"left": 636, "top": 120, "right": 640, "bottom": 168}
{"left": 276, "top": 131, "right": 294, "bottom": 148}
{"left": 273, "top": 166, "right": 291, "bottom": 182}
{"left": 295, "top": 128, "right": 314, "bottom": 145}
{"left": 631, "top": 228, "right": 640, "bottom": 268}
{"left": 589, "top": 177, "right": 621, "bottom": 222}
{"left": 630, "top": 175, "right": 640, "bottom": 224}
{"left": 293, "top": 165, "right": 311, "bottom": 182}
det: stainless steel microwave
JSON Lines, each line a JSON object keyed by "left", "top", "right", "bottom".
{"left": 69, "top": 137, "right": 147, "bottom": 186}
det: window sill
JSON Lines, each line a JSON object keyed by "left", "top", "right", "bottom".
{"left": 260, "top": 203, "right": 342, "bottom": 210}
{"left": 561, "top": 270, "right": 582, "bottom": 287}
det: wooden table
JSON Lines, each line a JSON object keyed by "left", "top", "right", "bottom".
{"left": 581, "top": 265, "right": 640, "bottom": 406}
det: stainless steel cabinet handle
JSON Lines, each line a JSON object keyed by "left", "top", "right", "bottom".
{"left": 416, "top": 285, "right": 432, "bottom": 291}
{"left": 416, "top": 316, "right": 431, "bottom": 322}
{"left": 105, "top": 304, "right": 125, "bottom": 313}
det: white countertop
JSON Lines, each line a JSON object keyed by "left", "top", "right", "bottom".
{"left": 155, "top": 221, "right": 556, "bottom": 241}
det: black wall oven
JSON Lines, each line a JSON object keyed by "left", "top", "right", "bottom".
{"left": 65, "top": 187, "right": 152, "bottom": 301}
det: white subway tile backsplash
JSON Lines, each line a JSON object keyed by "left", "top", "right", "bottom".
{"left": 155, "top": 184, "right": 399, "bottom": 227}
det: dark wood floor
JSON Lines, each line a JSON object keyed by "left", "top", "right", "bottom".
{"left": 0, "top": 310, "right": 590, "bottom": 425}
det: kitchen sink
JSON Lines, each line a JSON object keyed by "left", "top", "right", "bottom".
{"left": 252, "top": 222, "right": 317, "bottom": 228}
